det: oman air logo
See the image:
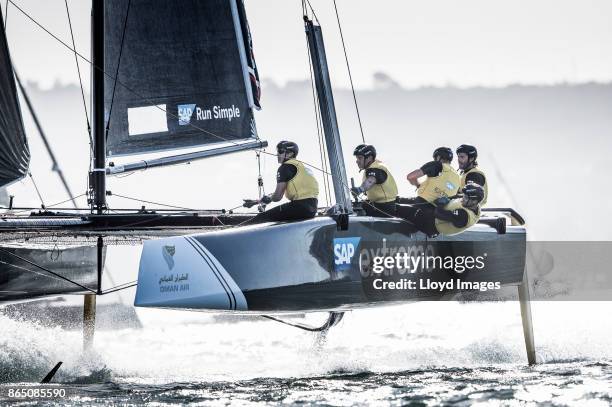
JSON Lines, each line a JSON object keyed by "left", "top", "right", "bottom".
{"left": 446, "top": 181, "right": 456, "bottom": 191}
{"left": 178, "top": 104, "right": 196, "bottom": 126}
{"left": 333, "top": 237, "right": 361, "bottom": 271}
{"left": 162, "top": 245, "right": 176, "bottom": 270}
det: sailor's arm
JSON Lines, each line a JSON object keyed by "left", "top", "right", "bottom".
{"left": 360, "top": 175, "right": 377, "bottom": 192}
{"left": 358, "top": 167, "right": 387, "bottom": 192}
{"left": 351, "top": 175, "right": 376, "bottom": 196}
{"left": 406, "top": 169, "right": 424, "bottom": 187}
{"left": 261, "top": 163, "right": 295, "bottom": 203}
{"left": 408, "top": 161, "right": 443, "bottom": 187}
{"left": 268, "top": 182, "right": 287, "bottom": 202}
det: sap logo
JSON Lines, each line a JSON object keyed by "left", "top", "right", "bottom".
{"left": 162, "top": 245, "right": 176, "bottom": 270}
{"left": 178, "top": 104, "right": 196, "bottom": 126}
{"left": 333, "top": 237, "right": 361, "bottom": 271}
{"left": 446, "top": 181, "right": 456, "bottom": 191}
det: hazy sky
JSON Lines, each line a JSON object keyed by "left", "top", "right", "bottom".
{"left": 2, "top": 0, "right": 612, "bottom": 89}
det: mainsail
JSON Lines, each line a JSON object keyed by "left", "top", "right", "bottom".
{"left": 0, "top": 11, "right": 30, "bottom": 187}
{"left": 104, "top": 0, "right": 262, "bottom": 157}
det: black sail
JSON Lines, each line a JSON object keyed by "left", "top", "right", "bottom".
{"left": 0, "top": 11, "right": 30, "bottom": 187}
{"left": 104, "top": 0, "right": 261, "bottom": 157}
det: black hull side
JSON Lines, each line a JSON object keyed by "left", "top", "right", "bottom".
{"left": 135, "top": 216, "right": 526, "bottom": 312}
{"left": 0, "top": 245, "right": 99, "bottom": 304}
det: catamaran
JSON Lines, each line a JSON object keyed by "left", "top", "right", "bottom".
{"left": 0, "top": 0, "right": 535, "bottom": 364}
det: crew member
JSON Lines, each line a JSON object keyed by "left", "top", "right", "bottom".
{"left": 244, "top": 141, "right": 319, "bottom": 223}
{"left": 397, "top": 147, "right": 461, "bottom": 222}
{"left": 351, "top": 144, "right": 398, "bottom": 217}
{"left": 412, "top": 182, "right": 484, "bottom": 237}
{"left": 456, "top": 144, "right": 488, "bottom": 206}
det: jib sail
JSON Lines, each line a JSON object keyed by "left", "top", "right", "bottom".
{"left": 104, "top": 0, "right": 262, "bottom": 157}
{"left": 0, "top": 11, "right": 30, "bottom": 187}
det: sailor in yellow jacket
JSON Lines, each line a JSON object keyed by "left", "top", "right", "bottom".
{"left": 397, "top": 147, "right": 461, "bottom": 222}
{"left": 456, "top": 144, "right": 488, "bottom": 206}
{"left": 413, "top": 182, "right": 484, "bottom": 237}
{"left": 405, "top": 146, "right": 460, "bottom": 204}
{"left": 244, "top": 141, "right": 319, "bottom": 223}
{"left": 350, "top": 144, "right": 398, "bottom": 217}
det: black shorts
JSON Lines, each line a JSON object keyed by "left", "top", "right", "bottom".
{"left": 396, "top": 200, "right": 435, "bottom": 224}
{"left": 249, "top": 198, "right": 318, "bottom": 224}
{"left": 396, "top": 196, "right": 429, "bottom": 205}
{"left": 397, "top": 204, "right": 438, "bottom": 236}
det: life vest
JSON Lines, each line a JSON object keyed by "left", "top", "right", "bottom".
{"left": 461, "top": 166, "right": 488, "bottom": 205}
{"left": 417, "top": 163, "right": 460, "bottom": 203}
{"left": 435, "top": 199, "right": 480, "bottom": 235}
{"left": 283, "top": 159, "right": 319, "bottom": 201}
{"left": 362, "top": 160, "right": 398, "bottom": 203}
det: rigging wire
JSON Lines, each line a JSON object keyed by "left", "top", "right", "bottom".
{"left": 64, "top": 0, "right": 92, "bottom": 150}
{"left": 303, "top": 0, "right": 320, "bottom": 24}
{"left": 27, "top": 172, "right": 46, "bottom": 208}
{"left": 106, "top": 0, "right": 131, "bottom": 139}
{"left": 100, "top": 280, "right": 137, "bottom": 295}
{"left": 5, "top": 192, "right": 86, "bottom": 215}
{"left": 256, "top": 152, "right": 265, "bottom": 200}
{"left": 0, "top": 193, "right": 86, "bottom": 215}
{"left": 332, "top": 0, "right": 365, "bottom": 143}
{"left": 110, "top": 192, "right": 197, "bottom": 211}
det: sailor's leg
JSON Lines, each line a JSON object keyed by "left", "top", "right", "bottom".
{"left": 396, "top": 203, "right": 419, "bottom": 222}
{"left": 247, "top": 198, "right": 318, "bottom": 224}
{"left": 413, "top": 209, "right": 438, "bottom": 236}
{"left": 249, "top": 202, "right": 298, "bottom": 223}
{"left": 364, "top": 201, "right": 396, "bottom": 218}
{"left": 518, "top": 273, "right": 536, "bottom": 365}
{"left": 396, "top": 196, "right": 418, "bottom": 204}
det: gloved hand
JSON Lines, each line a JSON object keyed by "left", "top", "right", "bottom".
{"left": 260, "top": 195, "right": 272, "bottom": 205}
{"left": 350, "top": 186, "right": 364, "bottom": 197}
{"left": 243, "top": 199, "right": 258, "bottom": 208}
{"left": 433, "top": 196, "right": 450, "bottom": 207}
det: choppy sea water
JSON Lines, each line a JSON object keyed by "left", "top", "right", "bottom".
{"left": 1, "top": 301, "right": 611, "bottom": 405}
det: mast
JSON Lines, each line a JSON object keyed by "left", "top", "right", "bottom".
{"left": 304, "top": 17, "right": 352, "bottom": 213}
{"left": 91, "top": 0, "right": 106, "bottom": 213}
{"left": 84, "top": 0, "right": 106, "bottom": 351}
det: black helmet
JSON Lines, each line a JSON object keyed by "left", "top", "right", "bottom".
{"left": 353, "top": 144, "right": 377, "bottom": 159}
{"left": 462, "top": 182, "right": 484, "bottom": 203}
{"left": 277, "top": 140, "right": 299, "bottom": 157}
{"left": 433, "top": 147, "right": 453, "bottom": 162}
{"left": 456, "top": 144, "right": 478, "bottom": 160}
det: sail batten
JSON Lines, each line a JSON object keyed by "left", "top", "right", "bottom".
{"left": 0, "top": 10, "right": 30, "bottom": 188}
{"left": 104, "top": 0, "right": 262, "bottom": 157}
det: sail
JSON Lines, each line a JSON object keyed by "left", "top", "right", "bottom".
{"left": 0, "top": 12, "right": 30, "bottom": 187}
{"left": 104, "top": 0, "right": 262, "bottom": 157}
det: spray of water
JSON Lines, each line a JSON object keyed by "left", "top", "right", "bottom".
{"left": 1, "top": 301, "right": 610, "bottom": 384}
